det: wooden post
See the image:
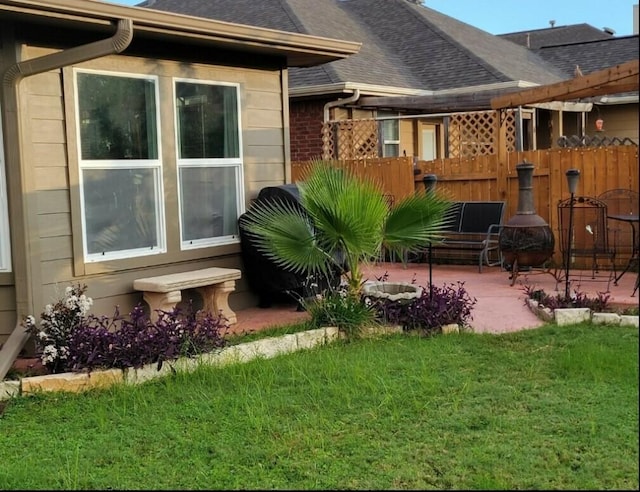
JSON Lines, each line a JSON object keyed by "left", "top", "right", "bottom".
{"left": 496, "top": 110, "right": 509, "bottom": 201}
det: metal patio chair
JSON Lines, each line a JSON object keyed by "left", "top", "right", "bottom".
{"left": 598, "top": 188, "right": 639, "bottom": 295}
{"left": 557, "top": 196, "right": 616, "bottom": 291}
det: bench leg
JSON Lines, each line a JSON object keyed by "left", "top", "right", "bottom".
{"left": 198, "top": 280, "right": 237, "bottom": 324}
{"left": 143, "top": 291, "right": 182, "bottom": 322}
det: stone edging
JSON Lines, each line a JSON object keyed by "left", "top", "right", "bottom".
{"left": 525, "top": 298, "right": 640, "bottom": 327}
{"left": 2, "top": 324, "right": 428, "bottom": 402}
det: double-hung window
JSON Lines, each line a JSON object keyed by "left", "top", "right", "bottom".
{"left": 74, "top": 69, "right": 165, "bottom": 262}
{"left": 174, "top": 79, "right": 244, "bottom": 249}
{"left": 0, "top": 106, "right": 11, "bottom": 272}
{"left": 379, "top": 111, "right": 400, "bottom": 157}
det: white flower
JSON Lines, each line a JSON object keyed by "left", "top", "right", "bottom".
{"left": 65, "top": 286, "right": 73, "bottom": 295}
{"left": 58, "top": 346, "right": 69, "bottom": 359}
{"left": 38, "top": 330, "right": 48, "bottom": 340}
{"left": 77, "top": 295, "right": 93, "bottom": 316}
{"left": 41, "top": 344, "right": 58, "bottom": 364}
{"left": 65, "top": 295, "right": 79, "bottom": 310}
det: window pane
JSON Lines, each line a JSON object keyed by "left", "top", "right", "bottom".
{"left": 83, "top": 168, "right": 159, "bottom": 255}
{"left": 78, "top": 73, "right": 158, "bottom": 160}
{"left": 176, "top": 82, "right": 239, "bottom": 159}
{"left": 384, "top": 144, "right": 400, "bottom": 157}
{"left": 382, "top": 119, "right": 399, "bottom": 140}
{"left": 180, "top": 166, "right": 238, "bottom": 242}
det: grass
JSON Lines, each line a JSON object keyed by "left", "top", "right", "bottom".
{"left": 0, "top": 323, "right": 637, "bottom": 490}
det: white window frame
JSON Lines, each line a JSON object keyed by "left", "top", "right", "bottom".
{"left": 378, "top": 111, "right": 400, "bottom": 157}
{"left": 0, "top": 104, "right": 11, "bottom": 272}
{"left": 173, "top": 78, "right": 245, "bottom": 250}
{"left": 74, "top": 68, "right": 166, "bottom": 263}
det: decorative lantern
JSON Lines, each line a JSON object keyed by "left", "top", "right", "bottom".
{"left": 595, "top": 117, "right": 604, "bottom": 131}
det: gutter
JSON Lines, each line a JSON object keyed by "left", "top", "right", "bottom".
{"left": 323, "top": 89, "right": 361, "bottom": 123}
{"left": 0, "top": 18, "right": 133, "bottom": 381}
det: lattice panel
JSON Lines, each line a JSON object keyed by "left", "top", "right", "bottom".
{"left": 558, "top": 135, "right": 638, "bottom": 148}
{"left": 448, "top": 111, "right": 497, "bottom": 158}
{"left": 321, "top": 119, "right": 379, "bottom": 160}
{"left": 502, "top": 110, "right": 517, "bottom": 153}
{"left": 447, "top": 110, "right": 516, "bottom": 158}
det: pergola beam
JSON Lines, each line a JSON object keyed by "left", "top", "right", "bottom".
{"left": 491, "top": 60, "right": 639, "bottom": 109}
{"left": 359, "top": 87, "right": 523, "bottom": 113}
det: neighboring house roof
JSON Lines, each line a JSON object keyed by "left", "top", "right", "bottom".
{"left": 140, "top": 0, "right": 566, "bottom": 96}
{"left": 534, "top": 35, "right": 639, "bottom": 78}
{"left": 499, "top": 24, "right": 614, "bottom": 49}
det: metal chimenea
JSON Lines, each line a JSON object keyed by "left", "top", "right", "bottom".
{"left": 498, "top": 160, "right": 555, "bottom": 284}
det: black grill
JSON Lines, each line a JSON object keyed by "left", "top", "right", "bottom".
{"left": 238, "top": 184, "right": 343, "bottom": 308}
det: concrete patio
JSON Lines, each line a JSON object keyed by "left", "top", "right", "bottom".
{"left": 231, "top": 261, "right": 638, "bottom": 336}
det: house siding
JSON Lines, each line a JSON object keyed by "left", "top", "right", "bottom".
{"left": 587, "top": 104, "right": 639, "bottom": 144}
{"left": 0, "top": 288, "right": 15, "bottom": 343}
{"left": 0, "top": 44, "right": 290, "bottom": 343}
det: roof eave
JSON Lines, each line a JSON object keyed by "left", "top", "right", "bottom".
{"left": 0, "top": 0, "right": 361, "bottom": 67}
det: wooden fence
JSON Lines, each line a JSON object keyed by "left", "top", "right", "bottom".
{"left": 291, "top": 146, "right": 639, "bottom": 268}
{"left": 291, "top": 157, "right": 416, "bottom": 201}
{"left": 414, "top": 146, "right": 639, "bottom": 267}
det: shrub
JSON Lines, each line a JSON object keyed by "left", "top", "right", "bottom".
{"left": 367, "top": 281, "right": 477, "bottom": 334}
{"left": 67, "top": 302, "right": 229, "bottom": 372}
{"left": 522, "top": 284, "right": 612, "bottom": 312}
{"left": 302, "top": 282, "right": 377, "bottom": 338}
{"left": 22, "top": 284, "right": 93, "bottom": 373}
{"left": 23, "top": 285, "right": 229, "bottom": 374}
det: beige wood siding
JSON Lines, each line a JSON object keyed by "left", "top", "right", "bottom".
{"left": 399, "top": 119, "right": 414, "bottom": 158}
{"left": 13, "top": 47, "right": 287, "bottom": 324}
{"left": 587, "top": 104, "right": 639, "bottom": 143}
{"left": 0, "top": 286, "right": 17, "bottom": 341}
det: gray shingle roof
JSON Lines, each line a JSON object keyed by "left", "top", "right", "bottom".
{"left": 499, "top": 24, "right": 614, "bottom": 49}
{"left": 140, "top": 0, "right": 567, "bottom": 92}
{"left": 534, "top": 35, "right": 639, "bottom": 77}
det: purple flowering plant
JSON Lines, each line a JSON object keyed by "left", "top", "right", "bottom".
{"left": 23, "top": 284, "right": 229, "bottom": 374}
{"left": 365, "top": 271, "right": 477, "bottom": 334}
{"left": 522, "top": 284, "right": 611, "bottom": 312}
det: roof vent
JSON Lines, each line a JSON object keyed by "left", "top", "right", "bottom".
{"left": 602, "top": 27, "right": 616, "bottom": 35}
{"left": 549, "top": 20, "right": 556, "bottom": 28}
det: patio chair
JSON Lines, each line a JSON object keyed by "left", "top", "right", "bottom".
{"left": 557, "top": 196, "right": 616, "bottom": 290}
{"left": 597, "top": 189, "right": 639, "bottom": 257}
{"left": 598, "top": 188, "right": 639, "bottom": 295}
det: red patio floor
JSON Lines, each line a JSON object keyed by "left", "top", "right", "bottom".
{"left": 231, "top": 261, "right": 638, "bottom": 336}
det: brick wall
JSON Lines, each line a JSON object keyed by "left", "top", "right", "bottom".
{"left": 290, "top": 100, "right": 327, "bottom": 161}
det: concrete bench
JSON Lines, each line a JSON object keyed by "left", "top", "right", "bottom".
{"left": 133, "top": 267, "right": 242, "bottom": 323}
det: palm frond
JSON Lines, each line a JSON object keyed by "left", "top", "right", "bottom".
{"left": 383, "top": 192, "right": 452, "bottom": 253}
{"left": 241, "top": 199, "right": 332, "bottom": 275}
{"left": 299, "top": 162, "right": 388, "bottom": 258}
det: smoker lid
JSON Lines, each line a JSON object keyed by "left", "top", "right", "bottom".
{"left": 256, "top": 183, "right": 301, "bottom": 205}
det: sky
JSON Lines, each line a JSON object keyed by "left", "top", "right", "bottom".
{"left": 107, "top": 0, "right": 637, "bottom": 37}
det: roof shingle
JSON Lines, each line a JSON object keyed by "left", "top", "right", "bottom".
{"left": 141, "top": 0, "right": 566, "bottom": 93}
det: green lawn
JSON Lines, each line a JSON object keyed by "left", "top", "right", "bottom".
{"left": 0, "top": 323, "right": 637, "bottom": 490}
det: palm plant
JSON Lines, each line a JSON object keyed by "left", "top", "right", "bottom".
{"left": 242, "top": 161, "right": 452, "bottom": 297}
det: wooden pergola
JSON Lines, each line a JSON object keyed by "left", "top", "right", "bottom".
{"left": 491, "top": 59, "right": 639, "bottom": 109}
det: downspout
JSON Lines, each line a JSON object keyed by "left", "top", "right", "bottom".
{"left": 323, "top": 89, "right": 361, "bottom": 123}
{"left": 0, "top": 18, "right": 133, "bottom": 380}
{"left": 322, "top": 89, "right": 360, "bottom": 159}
